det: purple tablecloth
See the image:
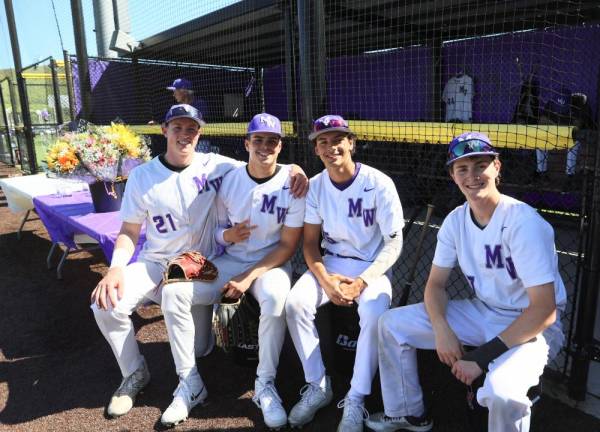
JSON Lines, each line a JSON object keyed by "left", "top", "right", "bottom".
{"left": 33, "top": 191, "right": 145, "bottom": 262}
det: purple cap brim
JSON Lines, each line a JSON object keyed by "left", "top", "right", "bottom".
{"left": 308, "top": 126, "right": 353, "bottom": 141}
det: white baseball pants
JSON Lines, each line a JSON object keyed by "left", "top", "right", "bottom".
{"left": 285, "top": 255, "right": 392, "bottom": 396}
{"left": 378, "top": 299, "right": 564, "bottom": 432}
{"left": 161, "top": 253, "right": 292, "bottom": 381}
{"left": 91, "top": 258, "right": 215, "bottom": 378}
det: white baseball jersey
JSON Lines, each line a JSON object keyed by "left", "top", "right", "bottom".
{"left": 305, "top": 163, "right": 404, "bottom": 262}
{"left": 120, "top": 152, "right": 242, "bottom": 263}
{"left": 442, "top": 74, "right": 474, "bottom": 122}
{"left": 433, "top": 194, "right": 567, "bottom": 311}
{"left": 217, "top": 164, "right": 305, "bottom": 263}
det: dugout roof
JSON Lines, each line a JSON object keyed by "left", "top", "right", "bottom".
{"left": 129, "top": 0, "right": 600, "bottom": 68}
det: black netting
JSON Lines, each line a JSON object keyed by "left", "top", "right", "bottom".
{"left": 4, "top": 0, "right": 599, "bottom": 382}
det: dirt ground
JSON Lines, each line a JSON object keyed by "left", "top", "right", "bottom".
{"left": 0, "top": 165, "right": 599, "bottom": 432}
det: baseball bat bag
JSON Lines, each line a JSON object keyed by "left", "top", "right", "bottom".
{"left": 331, "top": 303, "right": 360, "bottom": 377}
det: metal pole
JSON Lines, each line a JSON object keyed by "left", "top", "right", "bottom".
{"left": 283, "top": 0, "right": 298, "bottom": 163}
{"left": 297, "top": 0, "right": 327, "bottom": 174}
{"left": 6, "top": 77, "right": 19, "bottom": 126}
{"left": 70, "top": 0, "right": 93, "bottom": 120}
{"left": 4, "top": 0, "right": 37, "bottom": 173}
{"left": 50, "top": 58, "right": 64, "bottom": 125}
{"left": 568, "top": 72, "right": 600, "bottom": 400}
{"left": 0, "top": 81, "right": 15, "bottom": 165}
{"left": 63, "top": 50, "right": 76, "bottom": 121}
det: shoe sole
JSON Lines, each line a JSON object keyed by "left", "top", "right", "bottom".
{"left": 288, "top": 396, "right": 333, "bottom": 428}
{"left": 107, "top": 381, "right": 150, "bottom": 419}
{"left": 160, "top": 397, "right": 208, "bottom": 428}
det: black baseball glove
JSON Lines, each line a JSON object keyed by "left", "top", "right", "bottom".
{"left": 212, "top": 294, "right": 260, "bottom": 364}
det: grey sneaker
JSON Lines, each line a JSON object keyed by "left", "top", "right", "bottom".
{"left": 288, "top": 376, "right": 333, "bottom": 428}
{"left": 160, "top": 373, "right": 208, "bottom": 427}
{"left": 337, "top": 395, "right": 368, "bottom": 432}
{"left": 364, "top": 412, "right": 432, "bottom": 432}
{"left": 107, "top": 358, "right": 151, "bottom": 418}
{"left": 252, "top": 378, "right": 287, "bottom": 430}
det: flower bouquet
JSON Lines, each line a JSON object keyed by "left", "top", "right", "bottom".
{"left": 45, "top": 121, "right": 151, "bottom": 211}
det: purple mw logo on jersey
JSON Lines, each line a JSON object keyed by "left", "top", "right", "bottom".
{"left": 485, "top": 244, "right": 517, "bottom": 279}
{"left": 260, "top": 194, "right": 288, "bottom": 223}
{"left": 347, "top": 198, "right": 376, "bottom": 227}
{"left": 193, "top": 175, "right": 223, "bottom": 194}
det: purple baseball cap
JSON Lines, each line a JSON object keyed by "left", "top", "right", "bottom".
{"left": 447, "top": 132, "right": 499, "bottom": 166}
{"left": 309, "top": 115, "right": 353, "bottom": 141}
{"left": 166, "top": 78, "right": 193, "bottom": 91}
{"left": 247, "top": 113, "right": 284, "bottom": 137}
{"left": 164, "top": 104, "right": 205, "bottom": 127}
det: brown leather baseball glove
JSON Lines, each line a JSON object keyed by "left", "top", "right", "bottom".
{"left": 162, "top": 251, "right": 218, "bottom": 284}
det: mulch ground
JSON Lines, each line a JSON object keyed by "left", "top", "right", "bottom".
{"left": 0, "top": 164, "right": 599, "bottom": 431}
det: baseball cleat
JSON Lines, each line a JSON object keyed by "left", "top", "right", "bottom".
{"left": 337, "top": 394, "right": 369, "bottom": 432}
{"left": 253, "top": 378, "right": 288, "bottom": 430}
{"left": 107, "top": 358, "right": 151, "bottom": 418}
{"left": 160, "top": 372, "right": 208, "bottom": 427}
{"left": 364, "top": 412, "right": 432, "bottom": 432}
{"left": 288, "top": 376, "right": 333, "bottom": 428}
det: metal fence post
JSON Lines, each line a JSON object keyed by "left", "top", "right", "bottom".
{"left": 50, "top": 57, "right": 64, "bottom": 125}
{"left": 0, "top": 80, "right": 15, "bottom": 165}
{"left": 569, "top": 76, "right": 600, "bottom": 400}
{"left": 63, "top": 50, "right": 76, "bottom": 121}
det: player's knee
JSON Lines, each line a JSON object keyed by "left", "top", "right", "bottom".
{"left": 161, "top": 282, "right": 191, "bottom": 312}
{"left": 260, "top": 293, "right": 287, "bottom": 318}
{"left": 378, "top": 308, "right": 411, "bottom": 342}
{"left": 483, "top": 371, "right": 520, "bottom": 406}
{"left": 358, "top": 297, "right": 390, "bottom": 325}
{"left": 284, "top": 291, "right": 312, "bottom": 320}
{"left": 91, "top": 302, "right": 127, "bottom": 324}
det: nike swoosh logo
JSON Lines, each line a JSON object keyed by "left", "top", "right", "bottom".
{"left": 190, "top": 386, "right": 205, "bottom": 402}
{"left": 283, "top": 186, "right": 290, "bottom": 190}
{"left": 363, "top": 187, "right": 375, "bottom": 192}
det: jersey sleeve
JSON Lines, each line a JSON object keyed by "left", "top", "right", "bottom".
{"left": 375, "top": 175, "right": 404, "bottom": 238}
{"left": 284, "top": 195, "right": 306, "bottom": 228}
{"left": 304, "top": 179, "right": 322, "bottom": 225}
{"left": 214, "top": 195, "right": 232, "bottom": 246}
{"left": 432, "top": 213, "right": 458, "bottom": 268}
{"left": 119, "top": 170, "right": 146, "bottom": 224}
{"left": 505, "top": 215, "right": 558, "bottom": 288}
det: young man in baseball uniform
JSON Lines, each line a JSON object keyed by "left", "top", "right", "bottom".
{"left": 90, "top": 105, "right": 307, "bottom": 426}
{"left": 162, "top": 113, "right": 305, "bottom": 429}
{"left": 285, "top": 115, "right": 404, "bottom": 431}
{"left": 366, "top": 132, "right": 566, "bottom": 432}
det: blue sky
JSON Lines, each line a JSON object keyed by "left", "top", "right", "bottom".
{"left": 0, "top": 0, "right": 238, "bottom": 70}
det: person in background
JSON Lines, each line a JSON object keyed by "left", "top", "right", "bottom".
{"left": 167, "top": 78, "right": 214, "bottom": 154}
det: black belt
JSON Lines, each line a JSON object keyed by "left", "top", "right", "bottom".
{"left": 324, "top": 250, "right": 367, "bottom": 261}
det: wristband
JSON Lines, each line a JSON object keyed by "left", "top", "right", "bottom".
{"left": 462, "top": 336, "right": 509, "bottom": 372}
{"left": 110, "top": 248, "right": 131, "bottom": 269}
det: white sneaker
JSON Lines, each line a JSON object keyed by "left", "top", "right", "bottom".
{"left": 364, "top": 412, "right": 433, "bottom": 432}
{"left": 107, "top": 358, "right": 151, "bottom": 418}
{"left": 252, "top": 378, "right": 287, "bottom": 430}
{"left": 160, "top": 372, "right": 208, "bottom": 427}
{"left": 288, "top": 376, "right": 333, "bottom": 428}
{"left": 337, "top": 395, "right": 368, "bottom": 432}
